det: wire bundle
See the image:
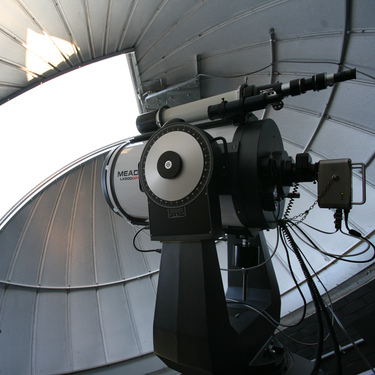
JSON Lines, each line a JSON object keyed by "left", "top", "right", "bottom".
{"left": 222, "top": 184, "right": 375, "bottom": 374}
{"left": 278, "top": 182, "right": 374, "bottom": 374}
{"left": 279, "top": 222, "right": 341, "bottom": 375}
{"left": 131, "top": 186, "right": 375, "bottom": 374}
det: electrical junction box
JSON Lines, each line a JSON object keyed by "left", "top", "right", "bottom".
{"left": 318, "top": 159, "right": 352, "bottom": 210}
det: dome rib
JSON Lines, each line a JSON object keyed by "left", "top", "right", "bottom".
{"left": 0, "top": 153, "right": 163, "bottom": 373}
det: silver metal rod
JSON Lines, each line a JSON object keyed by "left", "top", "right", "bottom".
{"left": 0, "top": 269, "right": 159, "bottom": 291}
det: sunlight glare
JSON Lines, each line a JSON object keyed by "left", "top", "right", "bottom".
{"left": 25, "top": 28, "right": 77, "bottom": 80}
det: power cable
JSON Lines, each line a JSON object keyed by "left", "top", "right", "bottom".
{"left": 132, "top": 226, "right": 161, "bottom": 253}
{"left": 227, "top": 298, "right": 330, "bottom": 347}
{"left": 280, "top": 225, "right": 324, "bottom": 375}
{"left": 279, "top": 226, "right": 307, "bottom": 327}
{"left": 292, "top": 221, "right": 373, "bottom": 261}
{"left": 280, "top": 223, "right": 342, "bottom": 375}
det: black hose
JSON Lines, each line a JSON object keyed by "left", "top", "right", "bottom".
{"left": 281, "top": 223, "right": 342, "bottom": 375}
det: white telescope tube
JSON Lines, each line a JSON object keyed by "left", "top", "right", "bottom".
{"left": 160, "top": 89, "right": 240, "bottom": 124}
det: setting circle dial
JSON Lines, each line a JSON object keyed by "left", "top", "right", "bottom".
{"left": 139, "top": 122, "right": 213, "bottom": 208}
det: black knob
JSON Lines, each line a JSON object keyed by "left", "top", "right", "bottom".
{"left": 157, "top": 151, "right": 182, "bottom": 179}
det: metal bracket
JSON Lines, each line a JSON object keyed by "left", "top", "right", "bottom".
{"left": 352, "top": 162, "right": 366, "bottom": 205}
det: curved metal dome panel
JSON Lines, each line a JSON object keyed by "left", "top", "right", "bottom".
{"left": 0, "top": 0, "right": 374, "bottom": 373}
{"left": 0, "top": 153, "right": 174, "bottom": 374}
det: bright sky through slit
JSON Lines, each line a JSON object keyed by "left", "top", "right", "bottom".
{"left": 0, "top": 54, "right": 139, "bottom": 221}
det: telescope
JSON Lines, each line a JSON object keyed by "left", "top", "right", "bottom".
{"left": 102, "top": 69, "right": 365, "bottom": 374}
